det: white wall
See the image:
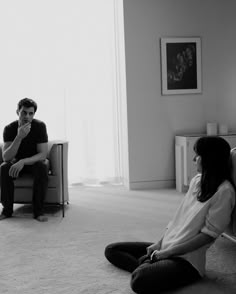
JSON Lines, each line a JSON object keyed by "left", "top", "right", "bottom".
{"left": 122, "top": 0, "right": 236, "bottom": 189}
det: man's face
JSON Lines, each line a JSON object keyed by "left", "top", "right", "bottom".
{"left": 17, "top": 106, "right": 35, "bottom": 125}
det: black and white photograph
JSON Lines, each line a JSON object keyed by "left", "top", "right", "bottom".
{"left": 0, "top": 1, "right": 236, "bottom": 294}
{"left": 161, "top": 37, "right": 202, "bottom": 95}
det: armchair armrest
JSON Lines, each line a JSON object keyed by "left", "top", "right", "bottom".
{"left": 0, "top": 141, "right": 69, "bottom": 177}
{"left": 48, "top": 140, "right": 69, "bottom": 206}
{"left": 47, "top": 140, "right": 68, "bottom": 176}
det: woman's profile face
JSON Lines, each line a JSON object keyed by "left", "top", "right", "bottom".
{"left": 194, "top": 154, "right": 202, "bottom": 173}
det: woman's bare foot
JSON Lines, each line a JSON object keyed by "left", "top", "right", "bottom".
{"left": 35, "top": 215, "right": 48, "bottom": 222}
{"left": 0, "top": 214, "right": 11, "bottom": 221}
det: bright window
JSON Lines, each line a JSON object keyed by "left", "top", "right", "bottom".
{"left": 0, "top": 0, "right": 123, "bottom": 185}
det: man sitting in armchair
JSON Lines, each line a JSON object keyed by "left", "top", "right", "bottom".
{"left": 0, "top": 98, "right": 48, "bottom": 222}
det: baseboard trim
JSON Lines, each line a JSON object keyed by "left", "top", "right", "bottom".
{"left": 128, "top": 180, "right": 175, "bottom": 190}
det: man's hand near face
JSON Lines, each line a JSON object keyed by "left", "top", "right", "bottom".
{"left": 9, "top": 160, "right": 25, "bottom": 178}
{"left": 17, "top": 122, "right": 31, "bottom": 139}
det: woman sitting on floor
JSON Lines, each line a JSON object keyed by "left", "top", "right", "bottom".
{"left": 104, "top": 136, "right": 236, "bottom": 293}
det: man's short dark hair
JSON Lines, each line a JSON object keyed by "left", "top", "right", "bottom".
{"left": 17, "top": 98, "right": 38, "bottom": 113}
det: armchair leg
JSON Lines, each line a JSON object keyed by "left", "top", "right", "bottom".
{"left": 62, "top": 186, "right": 65, "bottom": 218}
{"left": 60, "top": 142, "right": 65, "bottom": 218}
{"left": 62, "top": 201, "right": 65, "bottom": 217}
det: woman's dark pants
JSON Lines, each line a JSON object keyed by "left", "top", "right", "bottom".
{"left": 104, "top": 241, "right": 201, "bottom": 293}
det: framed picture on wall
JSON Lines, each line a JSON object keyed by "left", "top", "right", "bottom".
{"left": 161, "top": 37, "right": 202, "bottom": 95}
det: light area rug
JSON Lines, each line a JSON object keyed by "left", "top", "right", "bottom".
{"left": 0, "top": 186, "right": 236, "bottom": 294}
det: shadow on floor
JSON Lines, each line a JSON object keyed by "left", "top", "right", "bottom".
{"left": 12, "top": 203, "right": 69, "bottom": 217}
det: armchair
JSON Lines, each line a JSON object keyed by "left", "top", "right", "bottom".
{"left": 0, "top": 140, "right": 69, "bottom": 217}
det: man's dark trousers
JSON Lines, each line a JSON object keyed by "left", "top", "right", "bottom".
{"left": 0, "top": 161, "right": 48, "bottom": 218}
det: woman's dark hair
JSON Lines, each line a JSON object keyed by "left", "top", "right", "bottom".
{"left": 194, "top": 136, "right": 232, "bottom": 202}
{"left": 17, "top": 98, "right": 37, "bottom": 113}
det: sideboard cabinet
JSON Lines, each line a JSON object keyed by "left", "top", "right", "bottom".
{"left": 175, "top": 134, "right": 236, "bottom": 193}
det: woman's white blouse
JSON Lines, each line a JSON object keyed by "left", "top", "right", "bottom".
{"left": 161, "top": 174, "right": 235, "bottom": 276}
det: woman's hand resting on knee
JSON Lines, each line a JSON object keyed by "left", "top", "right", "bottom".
{"left": 146, "top": 239, "right": 173, "bottom": 262}
{"left": 138, "top": 241, "right": 163, "bottom": 265}
{"left": 150, "top": 249, "right": 172, "bottom": 261}
{"left": 146, "top": 240, "right": 162, "bottom": 257}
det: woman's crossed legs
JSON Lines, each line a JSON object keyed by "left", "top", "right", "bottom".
{"left": 104, "top": 241, "right": 201, "bottom": 293}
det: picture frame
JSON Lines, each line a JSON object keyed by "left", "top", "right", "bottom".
{"left": 161, "top": 37, "right": 202, "bottom": 95}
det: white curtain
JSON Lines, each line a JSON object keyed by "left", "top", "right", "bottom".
{"left": 0, "top": 0, "right": 123, "bottom": 186}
